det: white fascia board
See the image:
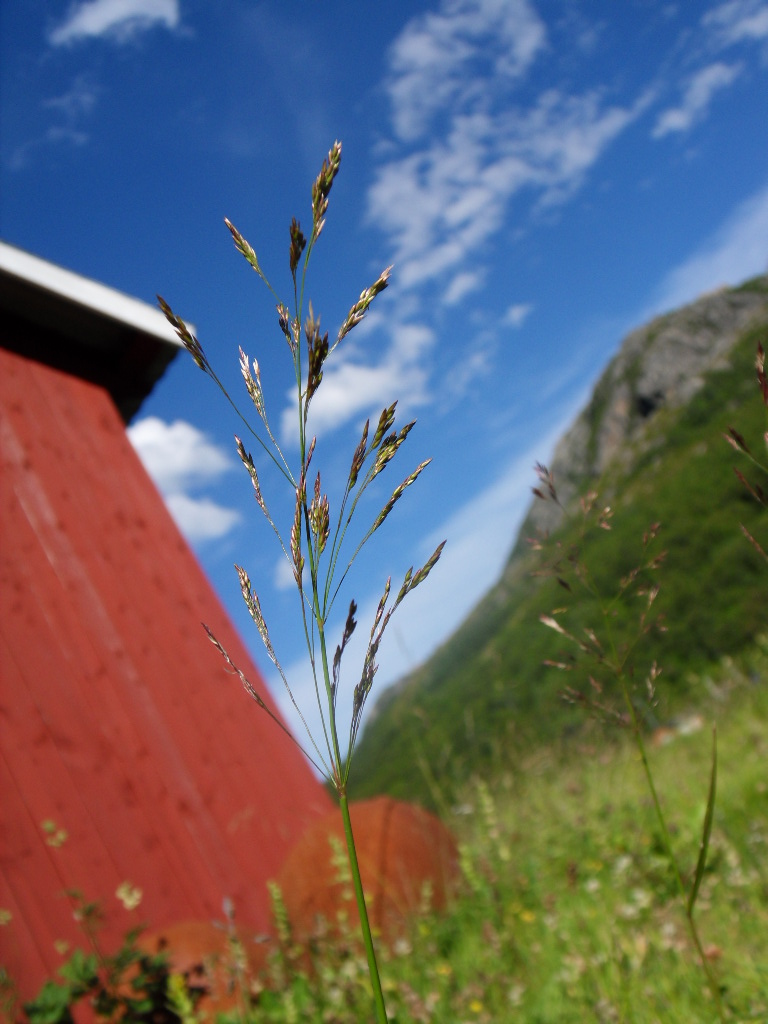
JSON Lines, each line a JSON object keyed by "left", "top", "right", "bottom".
{"left": 0, "top": 240, "right": 191, "bottom": 347}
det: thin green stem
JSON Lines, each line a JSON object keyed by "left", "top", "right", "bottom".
{"left": 586, "top": 568, "right": 727, "bottom": 1021}
{"left": 317, "top": 618, "right": 343, "bottom": 777}
{"left": 619, "top": 678, "right": 726, "bottom": 1021}
{"left": 339, "top": 790, "right": 389, "bottom": 1024}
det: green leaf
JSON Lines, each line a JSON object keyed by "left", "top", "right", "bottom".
{"left": 23, "top": 981, "right": 76, "bottom": 1024}
{"left": 688, "top": 725, "right": 717, "bottom": 916}
{"left": 58, "top": 948, "right": 98, "bottom": 989}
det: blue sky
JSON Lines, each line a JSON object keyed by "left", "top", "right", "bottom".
{"left": 2, "top": 0, "right": 767, "bottom": 768}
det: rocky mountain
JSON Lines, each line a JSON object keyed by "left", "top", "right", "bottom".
{"left": 522, "top": 280, "right": 768, "bottom": 540}
{"left": 350, "top": 274, "right": 768, "bottom": 805}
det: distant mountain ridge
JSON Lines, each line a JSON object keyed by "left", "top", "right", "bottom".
{"left": 351, "top": 274, "right": 768, "bottom": 805}
{"left": 521, "top": 281, "right": 768, "bottom": 542}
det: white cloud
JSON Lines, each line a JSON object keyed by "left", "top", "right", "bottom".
{"left": 369, "top": 81, "right": 646, "bottom": 294}
{"left": 49, "top": 0, "right": 180, "bottom": 46}
{"left": 503, "top": 302, "right": 533, "bottom": 328}
{"left": 288, "top": 4, "right": 645, "bottom": 449}
{"left": 43, "top": 76, "right": 99, "bottom": 120}
{"left": 128, "top": 416, "right": 241, "bottom": 542}
{"left": 652, "top": 61, "right": 742, "bottom": 138}
{"left": 648, "top": 181, "right": 768, "bottom": 315}
{"left": 7, "top": 76, "right": 99, "bottom": 170}
{"left": 367, "top": 1, "right": 658, "bottom": 298}
{"left": 128, "top": 416, "right": 232, "bottom": 491}
{"left": 279, "top": 321, "right": 435, "bottom": 441}
{"left": 165, "top": 494, "right": 241, "bottom": 543}
{"left": 385, "top": 0, "right": 546, "bottom": 142}
{"left": 273, "top": 556, "right": 295, "bottom": 593}
{"left": 444, "top": 269, "right": 484, "bottom": 306}
{"left": 703, "top": 0, "right": 768, "bottom": 46}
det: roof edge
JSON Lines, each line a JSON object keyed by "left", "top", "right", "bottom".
{"left": 0, "top": 240, "right": 188, "bottom": 348}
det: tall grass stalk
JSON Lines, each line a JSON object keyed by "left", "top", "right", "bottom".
{"left": 158, "top": 141, "right": 443, "bottom": 1023}
{"left": 534, "top": 476, "right": 726, "bottom": 1020}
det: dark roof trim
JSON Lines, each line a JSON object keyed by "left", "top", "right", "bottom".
{"left": 0, "top": 240, "right": 190, "bottom": 423}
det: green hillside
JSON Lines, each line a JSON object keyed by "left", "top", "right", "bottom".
{"left": 350, "top": 276, "right": 768, "bottom": 806}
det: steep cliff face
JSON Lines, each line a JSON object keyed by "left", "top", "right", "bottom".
{"left": 522, "top": 277, "right": 768, "bottom": 539}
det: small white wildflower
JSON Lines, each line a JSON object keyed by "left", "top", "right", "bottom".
{"left": 115, "top": 881, "right": 142, "bottom": 911}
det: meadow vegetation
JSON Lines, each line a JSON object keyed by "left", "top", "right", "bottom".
{"left": 251, "top": 655, "right": 767, "bottom": 1022}
{"left": 11, "top": 649, "right": 767, "bottom": 1022}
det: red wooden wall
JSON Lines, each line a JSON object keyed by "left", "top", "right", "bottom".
{"left": 0, "top": 343, "right": 331, "bottom": 1004}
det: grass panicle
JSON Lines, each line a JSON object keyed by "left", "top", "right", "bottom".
{"left": 158, "top": 141, "right": 444, "bottom": 1024}
{"left": 533, "top": 467, "right": 729, "bottom": 1019}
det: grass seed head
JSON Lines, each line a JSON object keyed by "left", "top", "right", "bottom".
{"left": 311, "top": 140, "right": 342, "bottom": 239}
{"left": 276, "top": 302, "right": 294, "bottom": 351}
{"left": 289, "top": 217, "right": 307, "bottom": 276}
{"left": 305, "top": 305, "right": 329, "bottom": 408}
{"left": 372, "top": 402, "right": 398, "bottom": 449}
{"left": 224, "top": 218, "right": 265, "bottom": 280}
{"left": 336, "top": 266, "right": 393, "bottom": 348}
{"left": 756, "top": 341, "right": 767, "bottom": 405}
{"left": 239, "top": 347, "right": 266, "bottom": 420}
{"left": 348, "top": 420, "right": 370, "bottom": 490}
{"left": 309, "top": 473, "right": 330, "bottom": 554}
{"left": 157, "top": 295, "right": 209, "bottom": 372}
{"left": 235, "top": 436, "right": 267, "bottom": 514}
{"left": 291, "top": 489, "right": 304, "bottom": 585}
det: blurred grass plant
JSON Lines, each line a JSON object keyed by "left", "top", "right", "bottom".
{"left": 532, "top": 467, "right": 726, "bottom": 1018}
{"left": 158, "top": 141, "right": 443, "bottom": 1023}
{"left": 724, "top": 340, "right": 768, "bottom": 562}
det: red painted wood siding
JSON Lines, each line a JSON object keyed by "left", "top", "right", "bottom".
{"left": 0, "top": 345, "right": 331, "bottom": 1002}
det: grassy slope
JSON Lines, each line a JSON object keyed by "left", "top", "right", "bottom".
{"left": 258, "top": 653, "right": 768, "bottom": 1022}
{"left": 350, "top": 281, "right": 768, "bottom": 806}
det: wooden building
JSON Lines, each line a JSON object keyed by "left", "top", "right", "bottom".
{"left": 0, "top": 241, "right": 331, "bottom": 1003}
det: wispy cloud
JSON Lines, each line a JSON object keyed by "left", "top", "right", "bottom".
{"left": 279, "top": 1, "right": 652, "bottom": 440}
{"left": 703, "top": 0, "right": 768, "bottom": 46}
{"left": 276, "top": 0, "right": 766, "bottom": 441}
{"left": 385, "top": 0, "right": 546, "bottom": 142}
{"left": 279, "top": 319, "right": 436, "bottom": 442}
{"left": 49, "top": 0, "right": 180, "bottom": 47}
{"left": 503, "top": 302, "right": 533, "bottom": 328}
{"left": 648, "top": 181, "right": 768, "bottom": 315}
{"left": 652, "top": 61, "right": 743, "bottom": 137}
{"left": 369, "top": 1, "right": 649, "bottom": 300}
{"left": 43, "top": 76, "right": 99, "bottom": 120}
{"left": 127, "top": 416, "right": 241, "bottom": 542}
{"left": 6, "top": 76, "right": 98, "bottom": 170}
{"left": 650, "top": 0, "right": 768, "bottom": 140}
{"left": 443, "top": 269, "right": 485, "bottom": 306}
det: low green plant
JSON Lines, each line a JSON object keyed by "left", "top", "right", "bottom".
{"left": 158, "top": 141, "right": 444, "bottom": 1023}
{"left": 20, "top": 891, "right": 181, "bottom": 1024}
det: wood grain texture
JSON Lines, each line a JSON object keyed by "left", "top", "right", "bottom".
{"left": 0, "top": 344, "right": 331, "bottom": 1003}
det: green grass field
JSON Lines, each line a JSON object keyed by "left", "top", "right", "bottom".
{"left": 247, "top": 641, "right": 767, "bottom": 1023}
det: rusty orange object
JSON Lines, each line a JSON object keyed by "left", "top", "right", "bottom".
{"left": 276, "top": 796, "right": 460, "bottom": 945}
{"left": 138, "top": 919, "right": 268, "bottom": 1015}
